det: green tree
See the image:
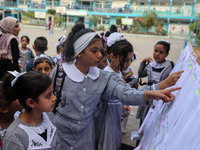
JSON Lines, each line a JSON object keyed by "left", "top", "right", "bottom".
{"left": 116, "top": 16, "right": 122, "bottom": 26}
{"left": 89, "top": 15, "right": 99, "bottom": 30}
{"left": 54, "top": 15, "right": 61, "bottom": 26}
{"left": 141, "top": 11, "right": 157, "bottom": 32}
{"left": 47, "top": 9, "right": 56, "bottom": 15}
{"left": 23, "top": 12, "right": 34, "bottom": 18}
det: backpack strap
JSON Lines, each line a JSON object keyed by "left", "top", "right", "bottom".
{"left": 53, "top": 64, "right": 66, "bottom": 113}
{"left": 170, "top": 61, "right": 174, "bottom": 69}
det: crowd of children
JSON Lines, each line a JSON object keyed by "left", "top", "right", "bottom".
{"left": 0, "top": 17, "right": 183, "bottom": 150}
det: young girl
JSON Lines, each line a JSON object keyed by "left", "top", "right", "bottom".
{"left": 33, "top": 54, "right": 54, "bottom": 75}
{"left": 137, "top": 40, "right": 174, "bottom": 122}
{"left": 97, "top": 48, "right": 108, "bottom": 70}
{"left": 19, "top": 35, "right": 34, "bottom": 72}
{"left": 50, "top": 23, "right": 180, "bottom": 150}
{"left": 0, "top": 76, "right": 23, "bottom": 149}
{"left": 2, "top": 71, "right": 60, "bottom": 150}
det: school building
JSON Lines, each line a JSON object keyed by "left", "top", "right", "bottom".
{"left": 0, "top": 0, "right": 199, "bottom": 34}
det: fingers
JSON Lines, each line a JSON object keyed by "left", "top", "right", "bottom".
{"left": 167, "top": 87, "right": 181, "bottom": 93}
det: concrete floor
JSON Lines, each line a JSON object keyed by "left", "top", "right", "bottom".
{"left": 19, "top": 25, "right": 185, "bottom": 148}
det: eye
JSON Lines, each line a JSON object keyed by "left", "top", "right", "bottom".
{"left": 154, "top": 49, "right": 158, "bottom": 53}
{"left": 45, "top": 67, "right": 50, "bottom": 71}
{"left": 159, "top": 51, "right": 164, "bottom": 54}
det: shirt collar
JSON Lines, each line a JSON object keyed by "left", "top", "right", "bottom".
{"left": 62, "top": 62, "right": 100, "bottom": 82}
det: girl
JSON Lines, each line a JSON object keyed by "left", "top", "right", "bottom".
{"left": 33, "top": 54, "right": 53, "bottom": 75}
{"left": 50, "top": 23, "right": 180, "bottom": 150}
{"left": 137, "top": 40, "right": 174, "bottom": 122}
{"left": 19, "top": 35, "right": 34, "bottom": 72}
{"left": 97, "top": 48, "right": 108, "bottom": 70}
{"left": 2, "top": 71, "right": 60, "bottom": 150}
{"left": 0, "top": 73, "right": 23, "bottom": 146}
{"left": 0, "top": 17, "right": 21, "bottom": 80}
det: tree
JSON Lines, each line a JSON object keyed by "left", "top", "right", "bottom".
{"left": 47, "top": 9, "right": 56, "bottom": 15}
{"left": 116, "top": 16, "right": 122, "bottom": 26}
{"left": 89, "top": 15, "right": 99, "bottom": 30}
{"left": 141, "top": 11, "right": 157, "bottom": 32}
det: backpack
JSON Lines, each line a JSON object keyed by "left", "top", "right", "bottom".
{"left": 53, "top": 65, "right": 66, "bottom": 113}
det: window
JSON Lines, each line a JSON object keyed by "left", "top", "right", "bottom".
{"left": 69, "top": 16, "right": 74, "bottom": 23}
{"left": 103, "top": 18, "right": 109, "bottom": 24}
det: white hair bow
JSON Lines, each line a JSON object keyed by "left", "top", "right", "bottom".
{"left": 8, "top": 71, "right": 26, "bottom": 87}
{"left": 107, "top": 32, "right": 126, "bottom": 47}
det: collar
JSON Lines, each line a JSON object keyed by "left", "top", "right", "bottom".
{"left": 62, "top": 62, "right": 100, "bottom": 82}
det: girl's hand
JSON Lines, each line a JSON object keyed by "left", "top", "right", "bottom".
{"left": 142, "top": 57, "right": 153, "bottom": 64}
{"left": 144, "top": 87, "right": 181, "bottom": 102}
{"left": 159, "top": 70, "right": 184, "bottom": 89}
{"left": 19, "top": 63, "right": 22, "bottom": 68}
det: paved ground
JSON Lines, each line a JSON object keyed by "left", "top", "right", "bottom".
{"left": 19, "top": 25, "right": 185, "bottom": 148}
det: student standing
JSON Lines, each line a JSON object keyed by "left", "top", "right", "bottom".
{"left": 2, "top": 71, "right": 60, "bottom": 150}
{"left": 50, "top": 23, "right": 180, "bottom": 150}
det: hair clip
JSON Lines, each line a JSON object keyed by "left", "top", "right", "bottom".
{"left": 33, "top": 54, "right": 53, "bottom": 65}
{"left": 161, "top": 39, "right": 171, "bottom": 45}
{"left": 107, "top": 33, "right": 126, "bottom": 47}
{"left": 8, "top": 71, "right": 26, "bottom": 87}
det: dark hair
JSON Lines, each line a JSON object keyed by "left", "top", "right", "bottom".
{"left": 1, "top": 75, "right": 16, "bottom": 109}
{"left": 155, "top": 41, "right": 170, "bottom": 53}
{"left": 107, "top": 40, "right": 133, "bottom": 72}
{"left": 56, "top": 45, "right": 63, "bottom": 54}
{"left": 110, "top": 25, "right": 117, "bottom": 33}
{"left": 34, "top": 36, "right": 48, "bottom": 52}
{"left": 2, "top": 71, "right": 52, "bottom": 112}
{"left": 100, "top": 48, "right": 107, "bottom": 57}
{"left": 63, "top": 23, "right": 101, "bottom": 62}
{"left": 105, "top": 31, "right": 111, "bottom": 38}
{"left": 20, "top": 35, "right": 30, "bottom": 43}
{"left": 34, "top": 57, "right": 53, "bottom": 69}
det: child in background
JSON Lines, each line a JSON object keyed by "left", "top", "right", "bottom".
{"left": 18, "top": 35, "right": 34, "bottom": 72}
{"left": 26, "top": 36, "right": 55, "bottom": 72}
{"left": 0, "top": 75, "right": 23, "bottom": 144}
{"left": 2, "top": 71, "right": 60, "bottom": 150}
{"left": 50, "top": 23, "right": 181, "bottom": 150}
{"left": 33, "top": 54, "right": 54, "bottom": 75}
{"left": 97, "top": 48, "right": 108, "bottom": 70}
{"left": 53, "top": 35, "right": 66, "bottom": 65}
{"left": 137, "top": 40, "right": 174, "bottom": 122}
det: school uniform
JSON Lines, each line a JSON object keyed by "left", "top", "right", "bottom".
{"left": 50, "top": 61, "right": 158, "bottom": 150}
{"left": 2, "top": 112, "right": 60, "bottom": 150}
{"left": 137, "top": 60, "right": 174, "bottom": 120}
{"left": 95, "top": 65, "right": 123, "bottom": 150}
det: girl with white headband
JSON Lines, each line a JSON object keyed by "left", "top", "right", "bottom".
{"left": 2, "top": 71, "right": 60, "bottom": 150}
{"left": 50, "top": 23, "right": 181, "bottom": 150}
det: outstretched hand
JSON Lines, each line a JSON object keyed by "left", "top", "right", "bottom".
{"left": 142, "top": 57, "right": 153, "bottom": 64}
{"left": 144, "top": 87, "right": 181, "bottom": 102}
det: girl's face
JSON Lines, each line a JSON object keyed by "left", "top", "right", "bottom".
{"left": 20, "top": 37, "right": 29, "bottom": 48}
{"left": 78, "top": 40, "right": 102, "bottom": 67}
{"left": 34, "top": 62, "right": 52, "bottom": 75}
{"left": 97, "top": 55, "right": 108, "bottom": 70}
{"left": 153, "top": 44, "right": 168, "bottom": 63}
{"left": 34, "top": 83, "right": 56, "bottom": 113}
{"left": 110, "top": 51, "right": 134, "bottom": 72}
{"left": 13, "top": 22, "right": 21, "bottom": 36}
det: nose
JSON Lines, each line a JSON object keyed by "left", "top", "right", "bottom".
{"left": 97, "top": 51, "right": 102, "bottom": 59}
{"left": 52, "top": 93, "right": 56, "bottom": 102}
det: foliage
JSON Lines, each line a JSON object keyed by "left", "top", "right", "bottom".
{"left": 89, "top": 15, "right": 99, "bottom": 29}
{"left": 189, "top": 20, "right": 200, "bottom": 34}
{"left": 116, "top": 16, "right": 122, "bottom": 25}
{"left": 54, "top": 15, "right": 61, "bottom": 25}
{"left": 98, "top": 25, "right": 105, "bottom": 30}
{"left": 47, "top": 9, "right": 56, "bottom": 15}
{"left": 23, "top": 12, "right": 34, "bottom": 18}
{"left": 140, "top": 11, "right": 157, "bottom": 32}
{"left": 133, "top": 17, "right": 143, "bottom": 32}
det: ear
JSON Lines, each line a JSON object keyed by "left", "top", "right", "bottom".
{"left": 0, "top": 108, "right": 8, "bottom": 113}
{"left": 26, "top": 98, "right": 35, "bottom": 109}
{"left": 45, "top": 47, "right": 48, "bottom": 51}
{"left": 32, "top": 45, "right": 35, "bottom": 49}
{"left": 109, "top": 53, "right": 115, "bottom": 61}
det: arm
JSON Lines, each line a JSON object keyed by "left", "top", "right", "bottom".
{"left": 10, "top": 39, "right": 20, "bottom": 72}
{"left": 138, "top": 57, "right": 153, "bottom": 78}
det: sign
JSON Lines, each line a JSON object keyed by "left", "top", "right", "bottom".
{"left": 122, "top": 18, "right": 133, "bottom": 25}
{"left": 66, "top": 10, "right": 87, "bottom": 16}
{"left": 34, "top": 12, "right": 46, "bottom": 18}
{"left": 56, "top": 7, "right": 66, "bottom": 14}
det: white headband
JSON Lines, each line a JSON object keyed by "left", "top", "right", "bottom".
{"left": 8, "top": 71, "right": 26, "bottom": 87}
{"left": 107, "top": 32, "right": 126, "bottom": 47}
{"left": 33, "top": 54, "right": 53, "bottom": 65}
{"left": 74, "top": 32, "right": 97, "bottom": 55}
{"left": 161, "top": 39, "right": 171, "bottom": 45}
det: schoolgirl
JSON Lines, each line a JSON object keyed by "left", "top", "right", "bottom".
{"left": 2, "top": 71, "right": 60, "bottom": 150}
{"left": 137, "top": 40, "right": 175, "bottom": 121}
{"left": 33, "top": 54, "right": 54, "bottom": 75}
{"left": 19, "top": 35, "right": 34, "bottom": 72}
{"left": 50, "top": 23, "right": 180, "bottom": 150}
